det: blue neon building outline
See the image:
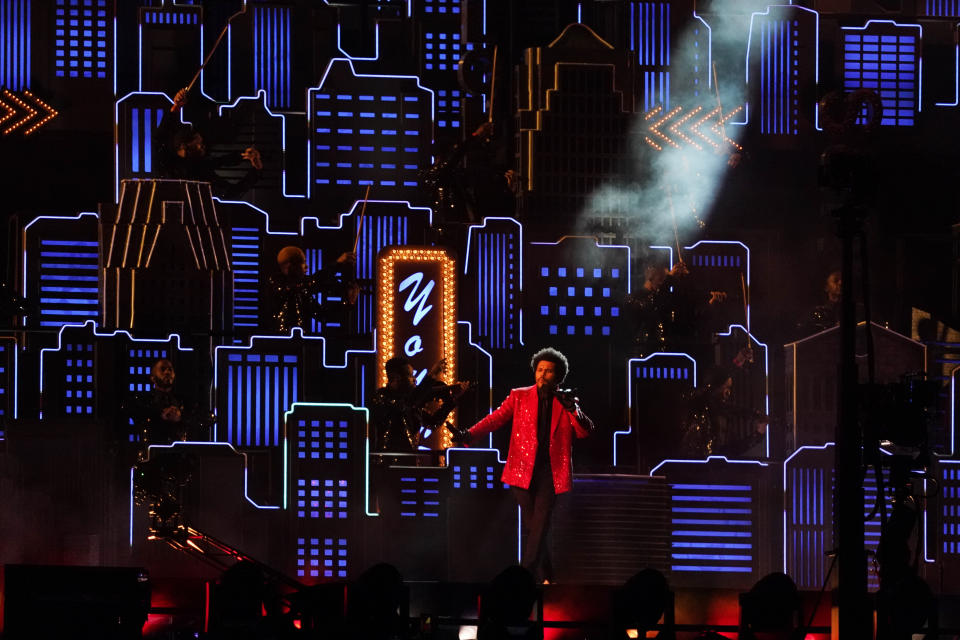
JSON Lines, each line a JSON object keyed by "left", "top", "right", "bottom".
{"left": 684, "top": 239, "right": 751, "bottom": 330}
{"left": 650, "top": 454, "right": 768, "bottom": 476}
{"left": 840, "top": 19, "right": 924, "bottom": 116}
{"left": 38, "top": 320, "right": 194, "bottom": 417}
{"left": 22, "top": 211, "right": 100, "bottom": 307}
{"left": 716, "top": 324, "right": 771, "bottom": 458}
{"left": 742, "top": 5, "right": 820, "bottom": 131}
{"left": 615, "top": 352, "right": 698, "bottom": 469}
{"left": 283, "top": 401, "right": 369, "bottom": 514}
{"left": 529, "top": 236, "right": 632, "bottom": 295}
{"left": 692, "top": 12, "right": 713, "bottom": 90}
{"left": 216, "top": 89, "right": 306, "bottom": 198}
{"left": 306, "top": 58, "right": 436, "bottom": 199}
{"left": 781, "top": 441, "right": 834, "bottom": 573}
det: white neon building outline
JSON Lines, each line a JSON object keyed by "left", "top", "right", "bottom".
{"left": 742, "top": 5, "right": 821, "bottom": 131}
{"left": 692, "top": 12, "right": 713, "bottom": 90}
{"left": 781, "top": 441, "right": 834, "bottom": 573}
{"left": 283, "top": 401, "right": 369, "bottom": 515}
{"left": 38, "top": 320, "right": 193, "bottom": 419}
{"left": 22, "top": 211, "right": 99, "bottom": 309}
{"left": 650, "top": 454, "right": 768, "bottom": 476}
{"left": 716, "top": 324, "right": 771, "bottom": 458}
{"left": 617, "top": 352, "right": 698, "bottom": 470}
{"left": 684, "top": 239, "right": 751, "bottom": 330}
{"left": 217, "top": 89, "right": 306, "bottom": 199}
{"left": 306, "top": 58, "right": 436, "bottom": 199}
{"left": 840, "top": 19, "right": 924, "bottom": 114}
{"left": 935, "top": 23, "right": 959, "bottom": 107}
{"left": 529, "top": 236, "right": 632, "bottom": 295}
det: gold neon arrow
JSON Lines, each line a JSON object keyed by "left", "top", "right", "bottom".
{"left": 645, "top": 105, "right": 682, "bottom": 151}
{"left": 0, "top": 92, "right": 16, "bottom": 130}
{"left": 1, "top": 89, "right": 58, "bottom": 136}
{"left": 22, "top": 90, "right": 58, "bottom": 135}
{"left": 2, "top": 89, "right": 37, "bottom": 135}
{"left": 711, "top": 106, "right": 744, "bottom": 152}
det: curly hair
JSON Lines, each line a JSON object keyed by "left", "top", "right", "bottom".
{"left": 529, "top": 347, "right": 568, "bottom": 384}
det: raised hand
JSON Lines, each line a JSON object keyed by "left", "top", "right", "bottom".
{"left": 241, "top": 147, "right": 263, "bottom": 170}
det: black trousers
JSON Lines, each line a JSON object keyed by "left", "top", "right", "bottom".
{"left": 511, "top": 460, "right": 556, "bottom": 582}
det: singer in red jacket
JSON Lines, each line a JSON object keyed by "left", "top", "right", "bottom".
{"left": 465, "top": 347, "right": 593, "bottom": 582}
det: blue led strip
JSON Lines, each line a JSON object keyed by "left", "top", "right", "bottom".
{"left": 787, "top": 465, "right": 829, "bottom": 588}
{"left": 863, "top": 467, "right": 890, "bottom": 590}
{"left": 230, "top": 228, "right": 261, "bottom": 328}
{"left": 54, "top": 0, "right": 108, "bottom": 80}
{"left": 253, "top": 5, "right": 291, "bottom": 109}
{"left": 925, "top": 0, "right": 960, "bottom": 16}
{"left": 941, "top": 463, "right": 960, "bottom": 555}
{"left": 37, "top": 239, "right": 99, "bottom": 328}
{"left": 223, "top": 352, "right": 298, "bottom": 447}
{"left": 633, "top": 2, "right": 670, "bottom": 68}
{"left": 476, "top": 231, "right": 517, "bottom": 349}
{"left": 670, "top": 482, "right": 755, "bottom": 573}
{"left": 1, "top": 0, "right": 30, "bottom": 90}
{"left": 759, "top": 18, "right": 800, "bottom": 135}
{"left": 127, "top": 106, "right": 160, "bottom": 174}
{"left": 842, "top": 22, "right": 921, "bottom": 127}
{"left": 356, "top": 213, "right": 409, "bottom": 334}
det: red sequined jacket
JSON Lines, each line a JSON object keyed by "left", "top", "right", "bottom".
{"left": 467, "top": 385, "right": 593, "bottom": 494}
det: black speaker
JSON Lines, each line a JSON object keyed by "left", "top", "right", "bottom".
{"left": 2, "top": 565, "right": 151, "bottom": 639}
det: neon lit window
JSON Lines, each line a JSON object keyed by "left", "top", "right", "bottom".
{"left": 424, "top": 30, "right": 463, "bottom": 72}
{"left": 435, "top": 88, "right": 462, "bottom": 128}
{"left": 297, "top": 536, "right": 347, "bottom": 579}
{"left": 296, "top": 418, "right": 350, "bottom": 462}
{"left": 923, "top": 1, "right": 960, "bottom": 16}
{"left": 230, "top": 228, "right": 261, "bottom": 329}
{"left": 843, "top": 27, "right": 919, "bottom": 127}
{"left": 221, "top": 351, "right": 298, "bottom": 447}
{"left": 398, "top": 474, "right": 442, "bottom": 517}
{"left": 253, "top": 5, "right": 292, "bottom": 109}
{"left": 474, "top": 230, "right": 518, "bottom": 349}
{"left": 129, "top": 107, "right": 163, "bottom": 175}
{"left": 63, "top": 342, "right": 95, "bottom": 416}
{"left": 309, "top": 61, "right": 432, "bottom": 200}
{"left": 37, "top": 239, "right": 99, "bottom": 328}
{"left": 757, "top": 18, "right": 801, "bottom": 135}
{"left": 1, "top": 0, "right": 30, "bottom": 90}
{"left": 311, "top": 87, "right": 428, "bottom": 191}
{"left": 54, "top": 0, "right": 108, "bottom": 80}
{"left": 942, "top": 464, "right": 960, "bottom": 554}
{"left": 126, "top": 348, "right": 168, "bottom": 393}
{"left": 422, "top": 0, "right": 461, "bottom": 15}
{"left": 633, "top": 2, "right": 671, "bottom": 110}
{"left": 670, "top": 482, "right": 755, "bottom": 574}
{"left": 452, "top": 464, "right": 497, "bottom": 490}
{"left": 354, "top": 214, "right": 410, "bottom": 334}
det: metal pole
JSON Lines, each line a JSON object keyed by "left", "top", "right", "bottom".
{"left": 835, "top": 203, "right": 871, "bottom": 638}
